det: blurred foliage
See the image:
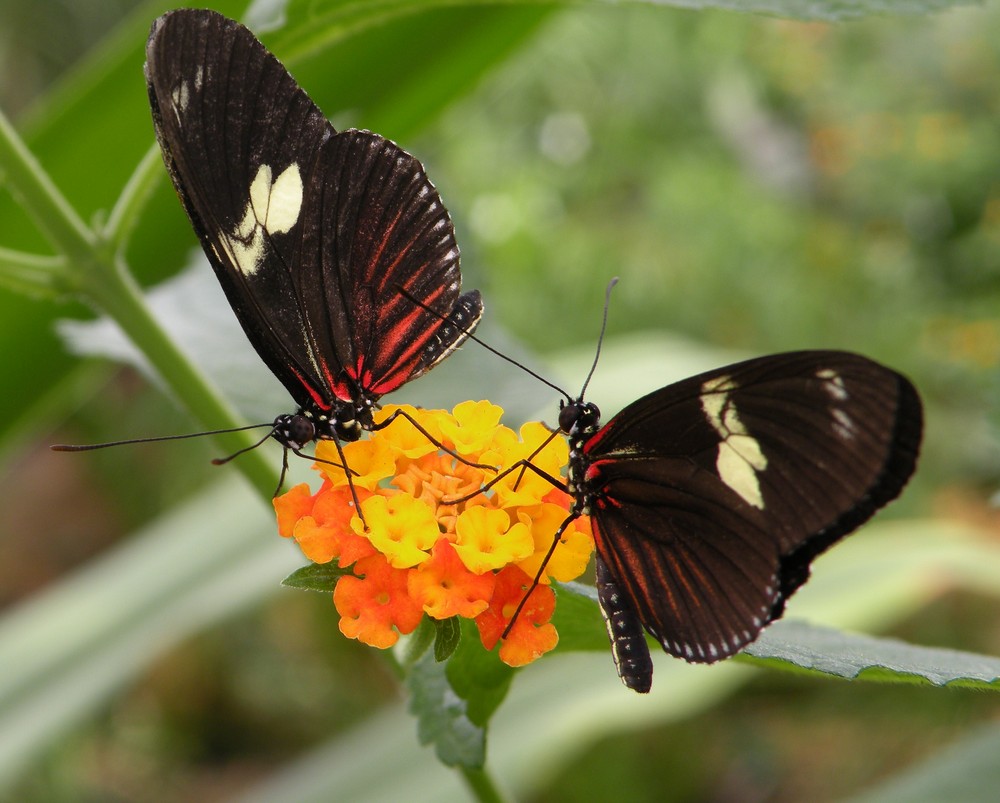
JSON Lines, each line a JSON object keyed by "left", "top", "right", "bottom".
{"left": 2, "top": 1, "right": 1000, "bottom": 802}
{"left": 425, "top": 4, "right": 1000, "bottom": 493}
{"left": 434, "top": 8, "right": 999, "bottom": 358}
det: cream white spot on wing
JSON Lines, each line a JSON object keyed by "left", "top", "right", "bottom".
{"left": 817, "top": 368, "right": 849, "bottom": 401}
{"left": 219, "top": 164, "right": 303, "bottom": 276}
{"left": 235, "top": 202, "right": 256, "bottom": 240}
{"left": 255, "top": 164, "right": 304, "bottom": 235}
{"left": 701, "top": 375, "right": 767, "bottom": 509}
{"left": 170, "top": 81, "right": 190, "bottom": 124}
{"left": 832, "top": 407, "right": 856, "bottom": 440}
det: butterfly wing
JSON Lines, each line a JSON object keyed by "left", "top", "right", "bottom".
{"left": 584, "top": 350, "right": 922, "bottom": 667}
{"left": 299, "top": 130, "right": 481, "bottom": 403}
{"left": 145, "top": 10, "right": 481, "bottom": 416}
{"left": 146, "top": 10, "right": 334, "bottom": 410}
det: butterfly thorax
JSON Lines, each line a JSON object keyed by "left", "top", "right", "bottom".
{"left": 559, "top": 399, "right": 602, "bottom": 514}
{"left": 272, "top": 400, "right": 373, "bottom": 449}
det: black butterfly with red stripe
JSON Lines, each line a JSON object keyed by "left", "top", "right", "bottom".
{"left": 572, "top": 350, "right": 922, "bottom": 691}
{"left": 497, "top": 340, "right": 922, "bottom": 693}
{"left": 144, "top": 10, "right": 482, "bottom": 472}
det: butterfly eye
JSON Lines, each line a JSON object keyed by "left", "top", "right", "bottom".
{"left": 582, "top": 402, "right": 601, "bottom": 430}
{"left": 558, "top": 403, "right": 580, "bottom": 433}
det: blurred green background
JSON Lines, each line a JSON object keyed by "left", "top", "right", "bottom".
{"left": 2, "top": 0, "right": 1000, "bottom": 800}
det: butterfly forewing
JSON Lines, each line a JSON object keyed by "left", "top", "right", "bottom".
{"left": 146, "top": 11, "right": 331, "bottom": 408}
{"left": 583, "top": 351, "right": 922, "bottom": 664}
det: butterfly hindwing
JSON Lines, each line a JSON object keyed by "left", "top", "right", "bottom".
{"left": 591, "top": 464, "right": 780, "bottom": 663}
{"left": 583, "top": 350, "right": 922, "bottom": 664}
{"left": 300, "top": 130, "right": 475, "bottom": 401}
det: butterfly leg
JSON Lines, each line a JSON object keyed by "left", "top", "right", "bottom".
{"left": 275, "top": 448, "right": 290, "bottom": 496}
{"left": 502, "top": 510, "right": 581, "bottom": 638}
{"left": 508, "top": 425, "right": 561, "bottom": 492}
{"left": 288, "top": 444, "right": 368, "bottom": 529}
{"left": 442, "top": 457, "right": 567, "bottom": 506}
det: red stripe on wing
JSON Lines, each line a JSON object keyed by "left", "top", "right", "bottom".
{"left": 289, "top": 366, "right": 336, "bottom": 410}
{"left": 348, "top": 275, "right": 453, "bottom": 396}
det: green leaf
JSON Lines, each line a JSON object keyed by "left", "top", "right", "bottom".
{"left": 631, "top": 0, "right": 975, "bottom": 21}
{"left": 446, "top": 620, "right": 516, "bottom": 728}
{"left": 407, "top": 647, "right": 487, "bottom": 769}
{"left": 0, "top": 477, "right": 295, "bottom": 787}
{"left": 281, "top": 562, "right": 350, "bottom": 593}
{"left": 743, "top": 620, "right": 1000, "bottom": 689}
{"left": 553, "top": 522, "right": 1000, "bottom": 689}
{"left": 400, "top": 616, "right": 437, "bottom": 667}
{"left": 434, "top": 616, "right": 462, "bottom": 662}
{"left": 269, "top": 2, "right": 555, "bottom": 140}
{"left": 406, "top": 619, "right": 515, "bottom": 768}
{"left": 550, "top": 581, "right": 609, "bottom": 653}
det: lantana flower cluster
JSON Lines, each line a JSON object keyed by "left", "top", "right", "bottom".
{"left": 273, "top": 401, "right": 594, "bottom": 667}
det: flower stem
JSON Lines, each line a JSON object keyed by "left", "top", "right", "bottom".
{"left": 104, "top": 143, "right": 166, "bottom": 249}
{"left": 94, "top": 254, "right": 279, "bottom": 497}
{"left": 0, "top": 247, "right": 65, "bottom": 297}
{"left": 0, "top": 108, "right": 96, "bottom": 270}
{"left": 459, "top": 765, "right": 510, "bottom": 803}
{"left": 0, "top": 107, "right": 278, "bottom": 499}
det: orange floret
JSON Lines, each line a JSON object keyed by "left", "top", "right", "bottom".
{"left": 408, "top": 540, "right": 495, "bottom": 619}
{"left": 475, "top": 565, "right": 558, "bottom": 666}
{"left": 334, "top": 554, "right": 424, "bottom": 649}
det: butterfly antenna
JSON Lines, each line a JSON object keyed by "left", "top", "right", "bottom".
{"left": 52, "top": 422, "right": 275, "bottom": 452}
{"left": 578, "top": 277, "right": 618, "bottom": 400}
{"left": 395, "top": 285, "right": 573, "bottom": 402}
{"left": 210, "top": 426, "right": 280, "bottom": 465}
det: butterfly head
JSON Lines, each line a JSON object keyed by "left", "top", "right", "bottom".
{"left": 558, "top": 399, "right": 602, "bottom": 439}
{"left": 272, "top": 412, "right": 317, "bottom": 451}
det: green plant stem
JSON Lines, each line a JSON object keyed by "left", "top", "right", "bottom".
{"left": 0, "top": 247, "right": 65, "bottom": 297}
{"left": 0, "top": 110, "right": 96, "bottom": 268}
{"left": 0, "top": 107, "right": 278, "bottom": 499}
{"left": 94, "top": 255, "right": 279, "bottom": 497}
{"left": 104, "top": 143, "right": 165, "bottom": 249}
{"left": 459, "top": 765, "right": 510, "bottom": 803}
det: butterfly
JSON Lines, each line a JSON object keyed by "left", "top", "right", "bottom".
{"left": 491, "top": 322, "right": 922, "bottom": 692}
{"left": 143, "top": 9, "right": 482, "bottom": 480}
